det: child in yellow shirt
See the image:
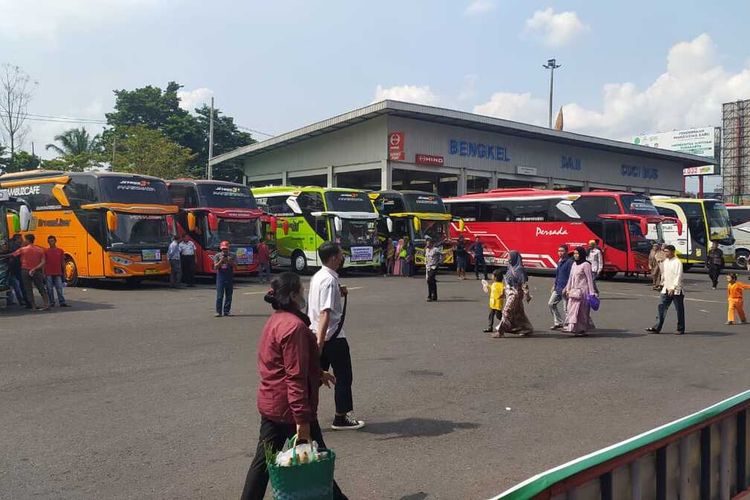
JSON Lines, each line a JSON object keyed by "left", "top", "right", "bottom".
{"left": 483, "top": 269, "right": 505, "bottom": 332}
{"left": 726, "top": 273, "right": 750, "bottom": 325}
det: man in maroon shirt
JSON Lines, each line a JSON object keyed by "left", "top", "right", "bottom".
{"left": 256, "top": 239, "right": 271, "bottom": 283}
{"left": 12, "top": 234, "right": 50, "bottom": 310}
{"left": 45, "top": 235, "right": 69, "bottom": 307}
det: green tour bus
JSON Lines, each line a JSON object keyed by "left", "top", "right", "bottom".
{"left": 252, "top": 186, "right": 382, "bottom": 273}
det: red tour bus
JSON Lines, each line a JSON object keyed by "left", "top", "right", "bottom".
{"left": 167, "top": 180, "right": 276, "bottom": 275}
{"left": 445, "top": 188, "right": 680, "bottom": 277}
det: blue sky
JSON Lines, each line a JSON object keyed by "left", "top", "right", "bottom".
{"left": 2, "top": 0, "right": 750, "bottom": 192}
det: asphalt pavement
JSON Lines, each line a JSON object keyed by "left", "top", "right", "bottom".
{"left": 2, "top": 269, "right": 750, "bottom": 499}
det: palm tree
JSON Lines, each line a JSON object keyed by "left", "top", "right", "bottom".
{"left": 45, "top": 127, "right": 102, "bottom": 171}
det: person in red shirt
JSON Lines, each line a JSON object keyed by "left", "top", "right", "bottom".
{"left": 12, "top": 234, "right": 50, "bottom": 310}
{"left": 241, "top": 272, "right": 346, "bottom": 500}
{"left": 45, "top": 235, "right": 69, "bottom": 307}
{"left": 256, "top": 239, "right": 271, "bottom": 283}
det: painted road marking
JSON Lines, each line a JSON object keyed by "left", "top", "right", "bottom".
{"left": 245, "top": 286, "right": 364, "bottom": 295}
{"left": 605, "top": 290, "right": 724, "bottom": 304}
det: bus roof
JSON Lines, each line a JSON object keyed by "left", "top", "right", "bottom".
{"left": 0, "top": 170, "right": 166, "bottom": 182}
{"left": 375, "top": 189, "right": 441, "bottom": 197}
{"left": 167, "top": 179, "right": 246, "bottom": 187}
{"left": 651, "top": 197, "right": 722, "bottom": 203}
{"left": 445, "top": 188, "right": 638, "bottom": 202}
{"left": 252, "top": 185, "right": 370, "bottom": 195}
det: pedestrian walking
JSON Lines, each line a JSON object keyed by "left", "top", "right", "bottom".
{"left": 549, "top": 245, "right": 573, "bottom": 330}
{"left": 483, "top": 269, "right": 505, "bottom": 332}
{"left": 562, "top": 247, "right": 597, "bottom": 336}
{"left": 725, "top": 273, "right": 750, "bottom": 325}
{"left": 455, "top": 234, "right": 467, "bottom": 280}
{"left": 393, "top": 238, "right": 405, "bottom": 276}
{"left": 402, "top": 236, "right": 413, "bottom": 277}
{"left": 308, "top": 241, "right": 365, "bottom": 430}
{"left": 240, "top": 272, "right": 347, "bottom": 500}
{"left": 424, "top": 237, "right": 441, "bottom": 302}
{"left": 44, "top": 236, "right": 69, "bottom": 307}
{"left": 7, "top": 234, "right": 27, "bottom": 306}
{"left": 469, "top": 235, "right": 488, "bottom": 280}
{"left": 179, "top": 234, "right": 197, "bottom": 287}
{"left": 385, "top": 238, "right": 395, "bottom": 276}
{"left": 492, "top": 250, "right": 533, "bottom": 338}
{"left": 646, "top": 244, "right": 685, "bottom": 335}
{"left": 12, "top": 234, "right": 50, "bottom": 311}
{"left": 167, "top": 235, "right": 182, "bottom": 288}
{"left": 213, "top": 240, "right": 236, "bottom": 317}
{"left": 257, "top": 239, "right": 271, "bottom": 283}
{"left": 706, "top": 241, "right": 724, "bottom": 290}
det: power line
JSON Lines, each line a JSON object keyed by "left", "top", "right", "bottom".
{"left": 236, "top": 125, "right": 274, "bottom": 138}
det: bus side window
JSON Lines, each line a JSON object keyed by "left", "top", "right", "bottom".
{"left": 604, "top": 220, "right": 628, "bottom": 251}
{"left": 65, "top": 177, "right": 99, "bottom": 208}
{"left": 315, "top": 218, "right": 329, "bottom": 240}
{"left": 656, "top": 207, "right": 678, "bottom": 219}
{"left": 298, "top": 193, "right": 324, "bottom": 212}
{"left": 449, "top": 202, "right": 479, "bottom": 221}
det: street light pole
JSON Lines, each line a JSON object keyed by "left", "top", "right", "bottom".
{"left": 207, "top": 97, "right": 215, "bottom": 180}
{"left": 543, "top": 58, "right": 561, "bottom": 128}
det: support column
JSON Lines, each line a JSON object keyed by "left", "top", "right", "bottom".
{"left": 457, "top": 168, "right": 467, "bottom": 196}
{"left": 491, "top": 171, "right": 499, "bottom": 189}
{"left": 547, "top": 177, "right": 554, "bottom": 189}
{"left": 380, "top": 160, "right": 392, "bottom": 190}
{"left": 326, "top": 165, "right": 334, "bottom": 188}
{"left": 281, "top": 170, "right": 288, "bottom": 186}
{"left": 583, "top": 180, "right": 591, "bottom": 192}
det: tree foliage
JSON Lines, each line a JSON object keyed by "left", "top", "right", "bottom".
{"left": 0, "top": 149, "right": 40, "bottom": 174}
{"left": 104, "top": 125, "right": 196, "bottom": 179}
{"left": 45, "top": 127, "right": 103, "bottom": 171}
{"left": 0, "top": 64, "right": 37, "bottom": 159}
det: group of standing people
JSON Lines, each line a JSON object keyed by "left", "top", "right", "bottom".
{"left": 3, "top": 233, "right": 69, "bottom": 310}
{"left": 454, "top": 234, "right": 489, "bottom": 281}
{"left": 381, "top": 236, "right": 415, "bottom": 277}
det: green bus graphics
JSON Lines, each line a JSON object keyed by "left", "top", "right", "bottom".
{"left": 0, "top": 193, "right": 31, "bottom": 305}
{"left": 371, "top": 190, "right": 454, "bottom": 266}
{"left": 253, "top": 186, "right": 381, "bottom": 273}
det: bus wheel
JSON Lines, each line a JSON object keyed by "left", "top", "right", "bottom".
{"left": 64, "top": 257, "right": 78, "bottom": 287}
{"left": 600, "top": 271, "right": 617, "bottom": 280}
{"left": 291, "top": 251, "right": 307, "bottom": 274}
{"left": 735, "top": 250, "right": 749, "bottom": 269}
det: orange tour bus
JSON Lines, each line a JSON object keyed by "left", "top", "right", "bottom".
{"left": 0, "top": 170, "right": 178, "bottom": 285}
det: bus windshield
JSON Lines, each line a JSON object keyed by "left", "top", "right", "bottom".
{"left": 325, "top": 191, "right": 375, "bottom": 213}
{"left": 333, "top": 219, "right": 378, "bottom": 248}
{"left": 109, "top": 214, "right": 172, "bottom": 247}
{"left": 99, "top": 176, "right": 171, "bottom": 205}
{"left": 404, "top": 193, "right": 446, "bottom": 213}
{"left": 418, "top": 219, "right": 450, "bottom": 242}
{"left": 198, "top": 184, "right": 257, "bottom": 209}
{"left": 705, "top": 201, "right": 733, "bottom": 241}
{"left": 207, "top": 218, "right": 259, "bottom": 248}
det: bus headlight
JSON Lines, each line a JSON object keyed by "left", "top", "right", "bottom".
{"left": 111, "top": 255, "right": 133, "bottom": 265}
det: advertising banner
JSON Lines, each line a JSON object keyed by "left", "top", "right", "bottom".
{"left": 388, "top": 132, "right": 405, "bottom": 161}
{"left": 632, "top": 127, "right": 715, "bottom": 158}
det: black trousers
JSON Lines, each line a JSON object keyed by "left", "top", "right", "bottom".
{"left": 474, "top": 258, "right": 488, "bottom": 279}
{"left": 488, "top": 308, "right": 502, "bottom": 328}
{"left": 241, "top": 417, "right": 347, "bottom": 500}
{"left": 708, "top": 264, "right": 722, "bottom": 287}
{"left": 654, "top": 292, "right": 686, "bottom": 333}
{"left": 427, "top": 268, "right": 438, "bottom": 300}
{"left": 320, "top": 338, "right": 354, "bottom": 415}
{"left": 180, "top": 255, "right": 195, "bottom": 285}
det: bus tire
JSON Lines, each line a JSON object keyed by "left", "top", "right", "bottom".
{"left": 64, "top": 256, "right": 78, "bottom": 287}
{"left": 683, "top": 264, "right": 693, "bottom": 272}
{"left": 291, "top": 251, "right": 307, "bottom": 274}
{"left": 735, "top": 250, "right": 750, "bottom": 269}
{"left": 600, "top": 271, "right": 617, "bottom": 280}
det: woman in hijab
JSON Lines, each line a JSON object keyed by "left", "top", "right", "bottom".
{"left": 492, "top": 250, "right": 534, "bottom": 338}
{"left": 563, "top": 246, "right": 597, "bottom": 336}
{"left": 393, "top": 238, "right": 405, "bottom": 276}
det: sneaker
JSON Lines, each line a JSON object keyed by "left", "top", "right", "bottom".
{"left": 550, "top": 324, "right": 562, "bottom": 330}
{"left": 223, "top": 313, "right": 232, "bottom": 317}
{"left": 645, "top": 327, "right": 660, "bottom": 334}
{"left": 726, "top": 321, "right": 734, "bottom": 325}
{"left": 60, "top": 303, "right": 71, "bottom": 307}
{"left": 331, "top": 413, "right": 365, "bottom": 430}
{"left": 674, "top": 331, "right": 685, "bottom": 335}
{"left": 482, "top": 327, "right": 493, "bottom": 333}
{"left": 214, "top": 313, "right": 222, "bottom": 317}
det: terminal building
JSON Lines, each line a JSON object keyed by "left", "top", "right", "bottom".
{"left": 211, "top": 100, "right": 712, "bottom": 197}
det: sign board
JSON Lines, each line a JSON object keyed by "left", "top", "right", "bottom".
{"left": 235, "top": 247, "right": 254, "bottom": 265}
{"left": 632, "top": 127, "right": 715, "bottom": 158}
{"left": 683, "top": 165, "right": 716, "bottom": 176}
{"left": 516, "top": 165, "right": 538, "bottom": 176}
{"left": 388, "top": 132, "right": 405, "bottom": 161}
{"left": 350, "top": 246, "right": 374, "bottom": 262}
{"left": 415, "top": 154, "right": 444, "bottom": 166}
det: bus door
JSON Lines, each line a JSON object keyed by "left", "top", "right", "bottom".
{"left": 80, "top": 211, "right": 105, "bottom": 277}
{"left": 602, "top": 219, "right": 629, "bottom": 271}
{"left": 313, "top": 216, "right": 329, "bottom": 266}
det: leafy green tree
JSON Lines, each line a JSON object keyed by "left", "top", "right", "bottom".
{"left": 0, "top": 149, "right": 40, "bottom": 173}
{"left": 45, "top": 127, "right": 102, "bottom": 171}
{"left": 103, "top": 125, "right": 196, "bottom": 179}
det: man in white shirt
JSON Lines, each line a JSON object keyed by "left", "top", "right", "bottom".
{"left": 308, "top": 241, "right": 365, "bottom": 430}
{"left": 646, "top": 244, "right": 685, "bottom": 335}
{"left": 167, "top": 235, "right": 182, "bottom": 288}
{"left": 587, "top": 239, "right": 603, "bottom": 276}
{"left": 178, "top": 234, "right": 197, "bottom": 287}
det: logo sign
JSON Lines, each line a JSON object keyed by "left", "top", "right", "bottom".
{"left": 449, "top": 139, "right": 510, "bottom": 162}
{"left": 415, "top": 154, "right": 444, "bottom": 166}
{"left": 621, "top": 164, "right": 659, "bottom": 180}
{"left": 536, "top": 227, "right": 569, "bottom": 236}
{"left": 388, "top": 132, "right": 405, "bottom": 161}
{"left": 1, "top": 185, "right": 41, "bottom": 197}
{"left": 350, "top": 246, "right": 374, "bottom": 262}
{"left": 683, "top": 165, "right": 716, "bottom": 176}
{"left": 38, "top": 218, "right": 71, "bottom": 227}
{"left": 516, "top": 166, "right": 538, "bottom": 176}
{"left": 561, "top": 156, "right": 582, "bottom": 171}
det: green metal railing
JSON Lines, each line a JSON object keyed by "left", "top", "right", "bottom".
{"left": 492, "top": 390, "right": 750, "bottom": 499}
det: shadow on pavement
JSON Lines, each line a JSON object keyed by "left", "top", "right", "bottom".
{"left": 399, "top": 493, "right": 429, "bottom": 500}
{"left": 360, "top": 417, "right": 479, "bottom": 440}
{"left": 684, "top": 330, "right": 736, "bottom": 337}
{"left": 0, "top": 300, "right": 115, "bottom": 316}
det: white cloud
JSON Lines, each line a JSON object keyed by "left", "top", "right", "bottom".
{"left": 458, "top": 74, "right": 479, "bottom": 102}
{"left": 177, "top": 88, "right": 215, "bottom": 112}
{"left": 374, "top": 84, "right": 440, "bottom": 106}
{"left": 0, "top": 0, "right": 162, "bottom": 42}
{"left": 464, "top": 0, "right": 495, "bottom": 16}
{"left": 525, "top": 8, "right": 589, "bottom": 47}
{"left": 473, "top": 34, "right": 750, "bottom": 140}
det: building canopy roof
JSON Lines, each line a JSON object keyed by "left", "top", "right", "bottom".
{"left": 211, "top": 100, "right": 713, "bottom": 168}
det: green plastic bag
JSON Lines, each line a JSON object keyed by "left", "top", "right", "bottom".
{"left": 267, "top": 435, "right": 336, "bottom": 500}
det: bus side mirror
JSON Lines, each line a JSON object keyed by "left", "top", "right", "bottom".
{"left": 282, "top": 219, "right": 289, "bottom": 235}
{"left": 187, "top": 212, "right": 197, "bottom": 232}
{"left": 334, "top": 216, "right": 343, "bottom": 233}
{"left": 386, "top": 217, "right": 393, "bottom": 233}
{"left": 640, "top": 219, "right": 648, "bottom": 237}
{"left": 286, "top": 197, "right": 303, "bottom": 215}
{"left": 207, "top": 213, "right": 219, "bottom": 232}
{"left": 270, "top": 216, "right": 278, "bottom": 233}
{"left": 458, "top": 219, "right": 465, "bottom": 232}
{"left": 18, "top": 205, "right": 31, "bottom": 231}
{"left": 106, "top": 210, "right": 118, "bottom": 232}
{"left": 166, "top": 215, "right": 175, "bottom": 234}
{"left": 676, "top": 220, "right": 683, "bottom": 236}
{"left": 413, "top": 217, "right": 421, "bottom": 232}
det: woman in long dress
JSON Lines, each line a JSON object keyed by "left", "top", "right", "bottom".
{"left": 492, "top": 250, "right": 534, "bottom": 338}
{"left": 563, "top": 246, "right": 597, "bottom": 336}
{"left": 393, "top": 238, "right": 404, "bottom": 276}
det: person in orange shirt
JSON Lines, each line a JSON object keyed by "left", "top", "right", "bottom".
{"left": 726, "top": 273, "right": 750, "bottom": 325}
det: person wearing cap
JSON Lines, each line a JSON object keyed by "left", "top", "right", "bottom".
{"left": 424, "top": 236, "right": 442, "bottom": 302}
{"left": 213, "top": 240, "right": 237, "bottom": 317}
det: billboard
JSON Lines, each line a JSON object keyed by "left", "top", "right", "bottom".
{"left": 632, "top": 127, "right": 715, "bottom": 158}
